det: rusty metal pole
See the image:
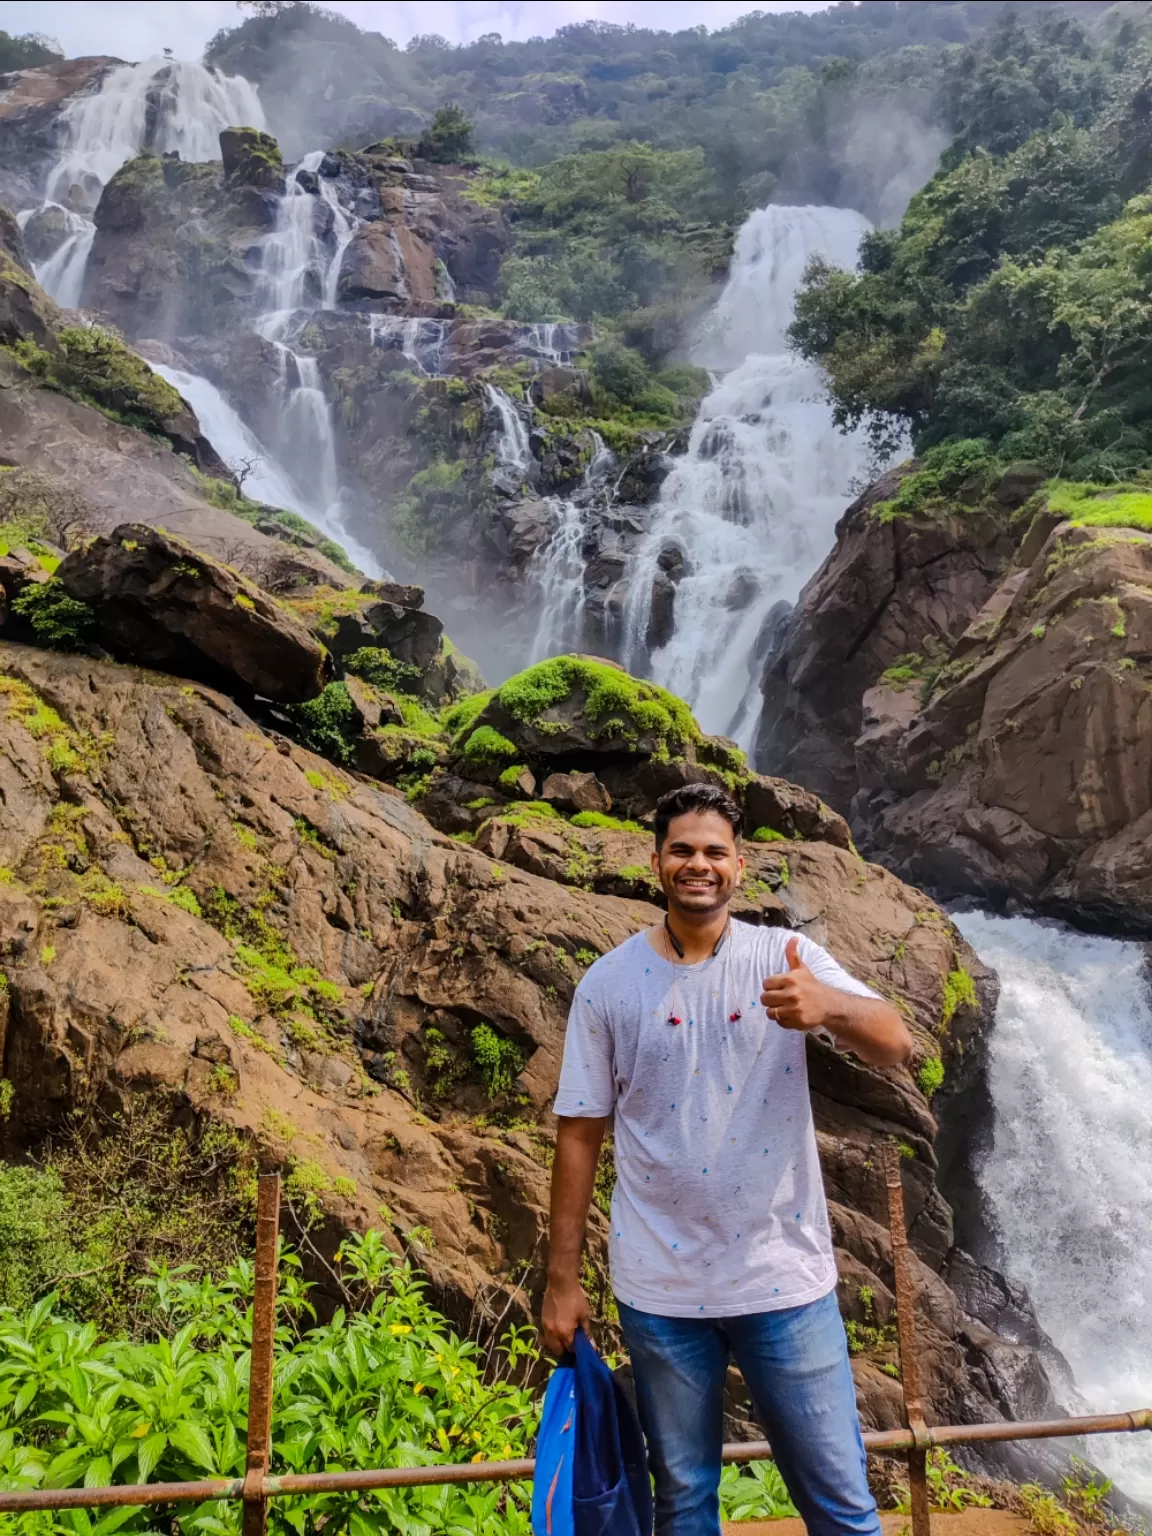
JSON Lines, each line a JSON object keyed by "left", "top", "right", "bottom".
{"left": 883, "top": 1142, "right": 931, "bottom": 1536}
{"left": 243, "top": 1173, "right": 281, "bottom": 1536}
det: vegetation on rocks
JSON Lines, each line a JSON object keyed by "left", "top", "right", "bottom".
{"left": 8, "top": 324, "right": 186, "bottom": 440}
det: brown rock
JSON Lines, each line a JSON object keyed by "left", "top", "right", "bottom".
{"left": 219, "top": 127, "right": 285, "bottom": 192}
{"left": 56, "top": 523, "right": 327, "bottom": 702}
{"left": 541, "top": 770, "right": 611, "bottom": 814}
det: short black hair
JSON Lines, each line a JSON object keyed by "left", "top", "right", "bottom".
{"left": 654, "top": 783, "right": 744, "bottom": 849}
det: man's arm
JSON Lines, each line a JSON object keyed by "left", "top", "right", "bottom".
{"left": 761, "top": 936, "right": 912, "bottom": 1067}
{"left": 540, "top": 1114, "right": 608, "bottom": 1356}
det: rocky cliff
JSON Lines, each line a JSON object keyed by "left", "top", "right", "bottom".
{"left": 760, "top": 469, "right": 1152, "bottom": 936}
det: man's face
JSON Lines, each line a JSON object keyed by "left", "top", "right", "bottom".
{"left": 651, "top": 809, "right": 744, "bottom": 916}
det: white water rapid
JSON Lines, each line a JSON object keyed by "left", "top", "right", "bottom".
{"left": 23, "top": 58, "right": 263, "bottom": 307}
{"left": 953, "top": 911, "right": 1152, "bottom": 1502}
{"left": 619, "top": 204, "right": 874, "bottom": 745}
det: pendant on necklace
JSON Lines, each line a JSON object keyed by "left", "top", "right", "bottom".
{"left": 729, "top": 1009, "right": 743, "bottom": 1022}
{"left": 667, "top": 1014, "right": 682, "bottom": 1026}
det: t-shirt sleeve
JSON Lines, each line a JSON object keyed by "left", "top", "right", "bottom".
{"left": 553, "top": 976, "right": 616, "bottom": 1118}
{"left": 794, "top": 932, "right": 880, "bottom": 1001}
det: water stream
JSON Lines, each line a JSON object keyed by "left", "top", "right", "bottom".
{"left": 953, "top": 911, "right": 1152, "bottom": 1502}
{"left": 618, "top": 204, "right": 875, "bottom": 746}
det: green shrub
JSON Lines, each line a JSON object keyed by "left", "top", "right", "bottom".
{"left": 471, "top": 1023, "right": 526, "bottom": 1096}
{"left": 344, "top": 646, "right": 423, "bottom": 694}
{"left": 10, "top": 581, "right": 94, "bottom": 649}
{"left": 0, "top": 1165, "right": 85, "bottom": 1311}
{"left": 493, "top": 656, "right": 698, "bottom": 754}
{"left": 0, "top": 1230, "right": 539, "bottom": 1534}
{"left": 750, "top": 826, "right": 789, "bottom": 842}
{"left": 872, "top": 440, "right": 998, "bottom": 522}
{"left": 287, "top": 682, "right": 359, "bottom": 766}
{"left": 418, "top": 103, "right": 475, "bottom": 162}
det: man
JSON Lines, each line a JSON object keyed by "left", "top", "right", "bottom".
{"left": 542, "top": 782, "right": 912, "bottom": 1536}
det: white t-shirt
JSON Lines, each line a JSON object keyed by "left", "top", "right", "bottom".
{"left": 553, "top": 921, "right": 879, "bottom": 1318}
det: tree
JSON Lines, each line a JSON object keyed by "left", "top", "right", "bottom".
{"left": 417, "top": 104, "right": 475, "bottom": 163}
{"left": 0, "top": 30, "right": 63, "bottom": 71}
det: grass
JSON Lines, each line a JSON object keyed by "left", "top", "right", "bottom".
{"left": 570, "top": 810, "right": 645, "bottom": 833}
{"left": 1046, "top": 480, "right": 1152, "bottom": 530}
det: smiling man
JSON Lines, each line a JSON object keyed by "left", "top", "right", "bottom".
{"left": 541, "top": 783, "right": 912, "bottom": 1536}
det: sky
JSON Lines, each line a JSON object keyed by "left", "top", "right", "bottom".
{"left": 0, "top": 1, "right": 833, "bottom": 63}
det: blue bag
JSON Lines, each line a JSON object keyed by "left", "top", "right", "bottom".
{"left": 532, "top": 1350, "right": 576, "bottom": 1536}
{"left": 532, "top": 1329, "right": 652, "bottom": 1536}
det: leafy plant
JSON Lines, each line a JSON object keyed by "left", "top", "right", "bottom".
{"left": 718, "top": 1460, "right": 799, "bottom": 1521}
{"left": 10, "top": 582, "right": 94, "bottom": 649}
{"left": 893, "top": 1448, "right": 993, "bottom": 1514}
{"left": 471, "top": 1023, "right": 525, "bottom": 1097}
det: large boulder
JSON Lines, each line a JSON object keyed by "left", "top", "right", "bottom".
{"left": 56, "top": 523, "right": 327, "bottom": 702}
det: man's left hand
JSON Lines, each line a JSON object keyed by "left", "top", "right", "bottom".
{"left": 761, "top": 937, "right": 833, "bottom": 1031}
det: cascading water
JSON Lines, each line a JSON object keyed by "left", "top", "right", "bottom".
{"left": 486, "top": 384, "right": 533, "bottom": 470}
{"left": 525, "top": 432, "right": 615, "bottom": 662}
{"left": 617, "top": 205, "right": 875, "bottom": 745}
{"left": 953, "top": 911, "right": 1152, "bottom": 1502}
{"left": 21, "top": 58, "right": 263, "bottom": 307}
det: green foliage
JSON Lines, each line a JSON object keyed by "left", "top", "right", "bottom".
{"left": 0, "top": 1102, "right": 257, "bottom": 1339}
{"left": 10, "top": 325, "right": 184, "bottom": 441}
{"left": 872, "top": 440, "right": 997, "bottom": 521}
{"left": 287, "top": 682, "right": 359, "bottom": 766}
{"left": 343, "top": 645, "right": 423, "bottom": 694}
{"left": 894, "top": 1448, "right": 993, "bottom": 1514}
{"left": 471, "top": 1023, "right": 525, "bottom": 1097}
{"left": 0, "top": 1230, "right": 540, "bottom": 1535}
{"left": 569, "top": 810, "right": 645, "bottom": 833}
{"left": 917, "top": 1055, "right": 945, "bottom": 1098}
{"left": 718, "top": 1460, "right": 799, "bottom": 1522}
{"left": 393, "top": 457, "right": 469, "bottom": 555}
{"left": 418, "top": 103, "right": 475, "bottom": 162}
{"left": 750, "top": 826, "right": 789, "bottom": 843}
{"left": 0, "top": 30, "right": 62, "bottom": 70}
{"left": 10, "top": 582, "right": 94, "bottom": 650}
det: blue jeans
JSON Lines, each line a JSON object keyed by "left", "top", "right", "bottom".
{"left": 618, "top": 1291, "right": 880, "bottom": 1536}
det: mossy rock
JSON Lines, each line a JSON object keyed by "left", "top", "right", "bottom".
{"left": 455, "top": 654, "right": 701, "bottom": 763}
{"left": 219, "top": 127, "right": 286, "bottom": 193}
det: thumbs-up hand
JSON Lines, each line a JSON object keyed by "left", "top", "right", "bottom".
{"left": 761, "top": 936, "right": 831, "bottom": 1032}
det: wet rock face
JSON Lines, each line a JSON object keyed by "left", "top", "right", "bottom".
{"left": 0, "top": 56, "right": 119, "bottom": 209}
{"left": 219, "top": 126, "right": 285, "bottom": 192}
{"left": 757, "top": 470, "right": 1017, "bottom": 813}
{"left": 56, "top": 523, "right": 327, "bottom": 702}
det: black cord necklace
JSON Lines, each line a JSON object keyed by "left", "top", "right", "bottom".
{"left": 662, "top": 916, "right": 743, "bottom": 1025}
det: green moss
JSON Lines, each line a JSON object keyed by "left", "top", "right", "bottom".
{"left": 188, "top": 472, "right": 356, "bottom": 572}
{"left": 491, "top": 656, "right": 699, "bottom": 752}
{"left": 917, "top": 1055, "right": 945, "bottom": 1097}
{"left": 496, "top": 799, "right": 562, "bottom": 828}
{"left": 463, "top": 724, "right": 519, "bottom": 761}
{"left": 1046, "top": 480, "right": 1152, "bottom": 530}
{"left": 750, "top": 826, "right": 790, "bottom": 843}
{"left": 498, "top": 762, "right": 530, "bottom": 790}
{"left": 570, "top": 810, "right": 645, "bottom": 833}
{"left": 940, "top": 966, "right": 977, "bottom": 1030}
{"left": 442, "top": 689, "right": 495, "bottom": 741}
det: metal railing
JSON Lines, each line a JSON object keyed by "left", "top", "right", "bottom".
{"left": 0, "top": 1149, "right": 1147, "bottom": 1535}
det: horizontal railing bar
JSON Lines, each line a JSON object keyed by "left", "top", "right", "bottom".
{"left": 0, "top": 1407, "right": 1147, "bottom": 1513}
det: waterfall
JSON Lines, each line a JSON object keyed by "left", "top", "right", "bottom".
{"left": 23, "top": 58, "right": 263, "bottom": 307}
{"left": 620, "top": 205, "right": 874, "bottom": 746}
{"left": 152, "top": 361, "right": 379, "bottom": 576}
{"left": 368, "top": 315, "right": 449, "bottom": 376}
{"left": 953, "top": 911, "right": 1152, "bottom": 1502}
{"left": 486, "top": 385, "right": 533, "bottom": 470}
{"left": 527, "top": 432, "right": 614, "bottom": 661}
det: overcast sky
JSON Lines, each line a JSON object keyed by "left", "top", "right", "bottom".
{"left": 1, "top": 1, "right": 833, "bottom": 63}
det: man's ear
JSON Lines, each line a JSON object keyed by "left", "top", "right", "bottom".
{"left": 650, "top": 845, "right": 661, "bottom": 875}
